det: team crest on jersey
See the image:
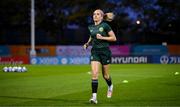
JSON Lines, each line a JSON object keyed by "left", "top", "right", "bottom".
{"left": 99, "top": 27, "right": 104, "bottom": 32}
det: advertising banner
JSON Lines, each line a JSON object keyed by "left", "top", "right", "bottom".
{"left": 9, "top": 45, "right": 27, "bottom": 56}
{"left": 30, "top": 55, "right": 180, "bottom": 64}
{"left": 31, "top": 56, "right": 90, "bottom": 65}
{"left": 167, "top": 45, "right": 180, "bottom": 55}
{"left": 112, "top": 55, "right": 180, "bottom": 64}
{"left": 110, "top": 45, "right": 130, "bottom": 56}
{"left": 132, "top": 45, "right": 168, "bottom": 55}
{"left": 0, "top": 46, "right": 10, "bottom": 56}
{"left": 111, "top": 56, "right": 150, "bottom": 64}
{"left": 0, "top": 56, "right": 29, "bottom": 64}
{"left": 56, "top": 46, "right": 91, "bottom": 57}
{"left": 152, "top": 55, "right": 180, "bottom": 64}
{"left": 9, "top": 45, "right": 56, "bottom": 56}
{"left": 56, "top": 45, "right": 130, "bottom": 57}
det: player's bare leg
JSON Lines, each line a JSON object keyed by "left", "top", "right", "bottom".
{"left": 102, "top": 64, "right": 113, "bottom": 98}
{"left": 89, "top": 61, "right": 100, "bottom": 104}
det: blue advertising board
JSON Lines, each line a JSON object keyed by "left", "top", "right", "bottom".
{"left": 111, "top": 56, "right": 151, "bottom": 64}
{"left": 30, "top": 56, "right": 90, "bottom": 65}
{"left": 111, "top": 55, "right": 180, "bottom": 64}
{"left": 152, "top": 55, "right": 180, "bottom": 64}
{"left": 132, "top": 45, "right": 168, "bottom": 55}
{"left": 30, "top": 55, "right": 180, "bottom": 64}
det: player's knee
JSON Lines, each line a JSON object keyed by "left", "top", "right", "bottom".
{"left": 103, "top": 74, "right": 109, "bottom": 80}
{"left": 92, "top": 71, "right": 98, "bottom": 79}
{"left": 92, "top": 75, "right": 98, "bottom": 79}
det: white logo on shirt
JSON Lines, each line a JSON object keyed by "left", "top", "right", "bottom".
{"left": 99, "top": 27, "right": 104, "bottom": 32}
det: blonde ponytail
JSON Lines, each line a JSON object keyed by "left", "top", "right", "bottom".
{"left": 104, "top": 12, "right": 115, "bottom": 22}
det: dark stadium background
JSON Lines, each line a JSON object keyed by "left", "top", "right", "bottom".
{"left": 0, "top": 0, "right": 179, "bottom": 45}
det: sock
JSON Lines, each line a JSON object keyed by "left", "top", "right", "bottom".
{"left": 105, "top": 76, "right": 112, "bottom": 87}
{"left": 92, "top": 93, "right": 97, "bottom": 99}
{"left": 92, "top": 79, "right": 98, "bottom": 93}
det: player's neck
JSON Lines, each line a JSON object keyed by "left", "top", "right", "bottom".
{"left": 94, "top": 20, "right": 102, "bottom": 25}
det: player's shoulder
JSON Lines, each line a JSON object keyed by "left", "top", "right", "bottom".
{"left": 101, "top": 21, "right": 110, "bottom": 27}
{"left": 101, "top": 21, "right": 112, "bottom": 30}
{"left": 88, "top": 23, "right": 95, "bottom": 27}
{"left": 88, "top": 24, "right": 94, "bottom": 29}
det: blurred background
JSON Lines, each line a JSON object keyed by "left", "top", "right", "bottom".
{"left": 0, "top": 0, "right": 180, "bottom": 64}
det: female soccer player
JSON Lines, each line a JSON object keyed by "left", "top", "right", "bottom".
{"left": 83, "top": 9, "right": 117, "bottom": 104}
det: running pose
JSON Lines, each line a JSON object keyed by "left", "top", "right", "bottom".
{"left": 83, "top": 9, "right": 116, "bottom": 104}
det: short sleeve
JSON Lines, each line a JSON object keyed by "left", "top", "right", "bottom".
{"left": 88, "top": 26, "right": 92, "bottom": 38}
{"left": 104, "top": 23, "right": 112, "bottom": 33}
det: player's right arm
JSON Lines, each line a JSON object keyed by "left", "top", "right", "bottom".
{"left": 83, "top": 36, "right": 92, "bottom": 49}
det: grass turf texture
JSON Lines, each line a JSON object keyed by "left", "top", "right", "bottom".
{"left": 0, "top": 64, "right": 180, "bottom": 106}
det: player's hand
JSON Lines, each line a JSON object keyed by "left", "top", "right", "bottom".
{"left": 96, "top": 34, "right": 103, "bottom": 40}
{"left": 83, "top": 43, "right": 89, "bottom": 50}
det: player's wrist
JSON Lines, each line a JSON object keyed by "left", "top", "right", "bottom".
{"left": 86, "top": 42, "right": 89, "bottom": 46}
{"left": 83, "top": 43, "right": 89, "bottom": 50}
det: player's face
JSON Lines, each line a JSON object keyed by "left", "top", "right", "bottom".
{"left": 93, "top": 10, "right": 103, "bottom": 22}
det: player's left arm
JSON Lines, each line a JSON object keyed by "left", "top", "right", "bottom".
{"left": 96, "top": 30, "right": 116, "bottom": 42}
{"left": 83, "top": 36, "right": 92, "bottom": 49}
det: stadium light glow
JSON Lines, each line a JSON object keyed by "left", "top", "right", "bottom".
{"left": 136, "top": 20, "right": 141, "bottom": 25}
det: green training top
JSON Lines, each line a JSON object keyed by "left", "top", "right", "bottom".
{"left": 88, "top": 22, "right": 112, "bottom": 49}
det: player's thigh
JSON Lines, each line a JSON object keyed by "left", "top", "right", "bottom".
{"left": 91, "top": 61, "right": 100, "bottom": 78}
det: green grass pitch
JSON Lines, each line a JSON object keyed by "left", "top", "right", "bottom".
{"left": 0, "top": 64, "right": 180, "bottom": 106}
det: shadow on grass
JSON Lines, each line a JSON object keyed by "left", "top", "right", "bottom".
{"left": 0, "top": 95, "right": 85, "bottom": 101}
{"left": 0, "top": 95, "right": 94, "bottom": 106}
{"left": 1, "top": 95, "right": 180, "bottom": 106}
